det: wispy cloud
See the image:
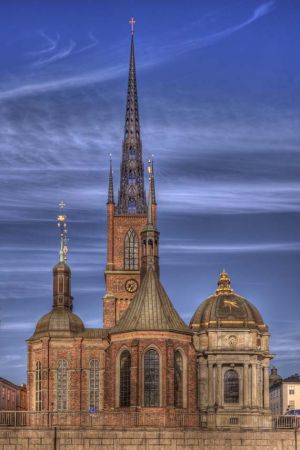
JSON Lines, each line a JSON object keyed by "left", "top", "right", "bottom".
{"left": 28, "top": 31, "right": 60, "bottom": 57}
{"left": 161, "top": 241, "right": 300, "bottom": 254}
{"left": 0, "top": 64, "right": 125, "bottom": 101}
{"left": 34, "top": 39, "right": 76, "bottom": 67}
{"left": 183, "top": 0, "right": 275, "bottom": 51}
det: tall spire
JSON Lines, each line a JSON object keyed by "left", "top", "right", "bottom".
{"left": 117, "top": 19, "right": 147, "bottom": 214}
{"left": 107, "top": 155, "right": 115, "bottom": 204}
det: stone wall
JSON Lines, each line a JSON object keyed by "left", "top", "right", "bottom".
{"left": 0, "top": 428, "right": 299, "bottom": 450}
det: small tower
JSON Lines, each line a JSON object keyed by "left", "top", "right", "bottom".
{"left": 53, "top": 202, "right": 73, "bottom": 310}
{"left": 140, "top": 160, "right": 159, "bottom": 280}
{"left": 106, "top": 156, "right": 115, "bottom": 272}
{"left": 28, "top": 203, "right": 84, "bottom": 413}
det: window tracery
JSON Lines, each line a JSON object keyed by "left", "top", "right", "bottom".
{"left": 224, "top": 369, "right": 239, "bottom": 403}
{"left": 35, "top": 361, "right": 42, "bottom": 411}
{"left": 57, "top": 359, "right": 68, "bottom": 411}
{"left": 144, "top": 349, "right": 160, "bottom": 407}
{"left": 124, "top": 228, "right": 139, "bottom": 270}
{"left": 120, "top": 350, "right": 131, "bottom": 407}
{"left": 89, "top": 359, "right": 100, "bottom": 411}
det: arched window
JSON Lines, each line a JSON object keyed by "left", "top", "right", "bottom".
{"left": 129, "top": 147, "right": 134, "bottom": 160}
{"left": 124, "top": 228, "right": 139, "bottom": 270}
{"left": 224, "top": 369, "right": 239, "bottom": 403}
{"left": 89, "top": 359, "right": 100, "bottom": 411}
{"left": 144, "top": 349, "right": 160, "bottom": 407}
{"left": 57, "top": 360, "right": 68, "bottom": 411}
{"left": 174, "top": 351, "right": 183, "bottom": 408}
{"left": 120, "top": 351, "right": 131, "bottom": 407}
{"left": 35, "top": 361, "right": 42, "bottom": 411}
{"left": 128, "top": 198, "right": 136, "bottom": 214}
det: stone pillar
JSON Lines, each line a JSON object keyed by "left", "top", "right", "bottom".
{"left": 208, "top": 363, "right": 214, "bottom": 408}
{"left": 216, "top": 364, "right": 222, "bottom": 407}
{"left": 41, "top": 338, "right": 50, "bottom": 411}
{"left": 198, "top": 357, "right": 208, "bottom": 411}
{"left": 166, "top": 340, "right": 174, "bottom": 407}
{"left": 263, "top": 365, "right": 270, "bottom": 409}
{"left": 130, "top": 339, "right": 139, "bottom": 408}
{"left": 251, "top": 363, "right": 257, "bottom": 408}
{"left": 257, "top": 364, "right": 262, "bottom": 408}
{"left": 243, "top": 364, "right": 249, "bottom": 408}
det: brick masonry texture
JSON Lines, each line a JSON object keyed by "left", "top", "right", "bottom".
{"left": 0, "top": 428, "right": 299, "bottom": 450}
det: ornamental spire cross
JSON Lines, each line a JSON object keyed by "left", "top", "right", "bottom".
{"left": 129, "top": 17, "right": 136, "bottom": 35}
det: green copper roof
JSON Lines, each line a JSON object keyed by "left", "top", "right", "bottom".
{"left": 110, "top": 267, "right": 192, "bottom": 335}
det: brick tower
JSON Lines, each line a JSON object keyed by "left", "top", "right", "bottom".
{"left": 103, "top": 23, "right": 156, "bottom": 328}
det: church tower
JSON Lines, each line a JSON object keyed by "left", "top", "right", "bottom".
{"left": 103, "top": 19, "right": 156, "bottom": 328}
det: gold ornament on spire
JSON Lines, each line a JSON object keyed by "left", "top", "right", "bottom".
{"left": 216, "top": 270, "right": 233, "bottom": 295}
{"left": 57, "top": 201, "right": 68, "bottom": 262}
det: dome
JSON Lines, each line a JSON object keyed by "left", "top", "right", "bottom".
{"left": 190, "top": 271, "right": 268, "bottom": 332}
{"left": 30, "top": 308, "right": 84, "bottom": 339}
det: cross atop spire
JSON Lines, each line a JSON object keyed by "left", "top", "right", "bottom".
{"left": 129, "top": 17, "right": 136, "bottom": 35}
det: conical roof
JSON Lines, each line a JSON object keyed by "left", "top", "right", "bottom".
{"left": 110, "top": 267, "right": 191, "bottom": 335}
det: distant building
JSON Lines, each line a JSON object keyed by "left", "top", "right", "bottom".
{"left": 270, "top": 368, "right": 300, "bottom": 415}
{"left": 0, "top": 378, "right": 27, "bottom": 411}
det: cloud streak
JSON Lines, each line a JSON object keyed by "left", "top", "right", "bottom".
{"left": 161, "top": 241, "right": 300, "bottom": 254}
{"left": 186, "top": 0, "right": 275, "bottom": 50}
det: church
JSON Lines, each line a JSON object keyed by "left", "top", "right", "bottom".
{"left": 26, "top": 23, "right": 272, "bottom": 430}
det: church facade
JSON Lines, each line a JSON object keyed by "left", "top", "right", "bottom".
{"left": 27, "top": 27, "right": 272, "bottom": 430}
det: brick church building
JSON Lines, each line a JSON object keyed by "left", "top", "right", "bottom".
{"left": 27, "top": 24, "right": 272, "bottom": 429}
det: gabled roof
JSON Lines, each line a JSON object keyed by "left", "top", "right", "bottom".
{"left": 110, "top": 267, "right": 192, "bottom": 335}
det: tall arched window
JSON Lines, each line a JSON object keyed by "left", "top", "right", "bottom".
{"left": 124, "top": 228, "right": 139, "bottom": 270}
{"left": 128, "top": 198, "right": 136, "bottom": 214}
{"left": 57, "top": 360, "right": 68, "bottom": 411}
{"left": 120, "top": 350, "right": 131, "bottom": 407}
{"left": 35, "top": 361, "right": 42, "bottom": 411}
{"left": 144, "top": 349, "right": 160, "bottom": 407}
{"left": 224, "top": 369, "right": 239, "bottom": 403}
{"left": 174, "top": 351, "right": 183, "bottom": 408}
{"left": 89, "top": 359, "right": 100, "bottom": 411}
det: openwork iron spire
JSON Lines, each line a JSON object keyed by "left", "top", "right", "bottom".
{"left": 107, "top": 155, "right": 115, "bottom": 204}
{"left": 117, "top": 19, "right": 146, "bottom": 214}
{"left": 57, "top": 201, "right": 68, "bottom": 262}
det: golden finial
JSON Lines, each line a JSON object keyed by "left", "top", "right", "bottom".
{"left": 216, "top": 270, "right": 233, "bottom": 295}
{"left": 57, "top": 201, "right": 68, "bottom": 262}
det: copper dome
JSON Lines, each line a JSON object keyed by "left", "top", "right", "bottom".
{"left": 190, "top": 271, "right": 268, "bottom": 332}
{"left": 30, "top": 308, "right": 84, "bottom": 339}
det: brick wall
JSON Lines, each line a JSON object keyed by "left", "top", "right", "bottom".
{"left": 106, "top": 331, "right": 197, "bottom": 415}
{"left": 0, "top": 428, "right": 299, "bottom": 450}
{"left": 104, "top": 213, "right": 147, "bottom": 328}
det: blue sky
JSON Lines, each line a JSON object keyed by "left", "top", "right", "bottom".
{"left": 0, "top": 0, "right": 299, "bottom": 384}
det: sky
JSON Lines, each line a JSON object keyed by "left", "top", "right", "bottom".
{"left": 0, "top": 0, "right": 299, "bottom": 384}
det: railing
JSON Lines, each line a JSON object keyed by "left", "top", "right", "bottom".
{"left": 0, "top": 411, "right": 298, "bottom": 430}
{"left": 273, "top": 415, "right": 300, "bottom": 429}
{"left": 0, "top": 410, "right": 200, "bottom": 429}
